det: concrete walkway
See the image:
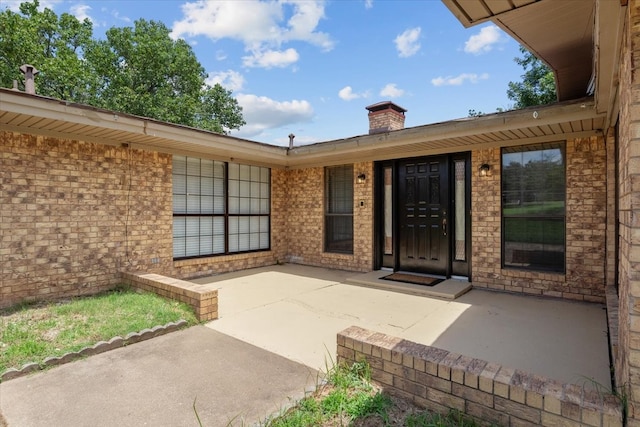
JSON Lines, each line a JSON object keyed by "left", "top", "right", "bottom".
{"left": 0, "top": 326, "right": 317, "bottom": 427}
{"left": 195, "top": 264, "right": 611, "bottom": 387}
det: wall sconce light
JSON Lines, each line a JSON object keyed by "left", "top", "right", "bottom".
{"left": 357, "top": 173, "right": 366, "bottom": 183}
{"left": 479, "top": 163, "right": 491, "bottom": 177}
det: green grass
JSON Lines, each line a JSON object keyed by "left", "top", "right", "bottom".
{"left": 502, "top": 201, "right": 564, "bottom": 216}
{"left": 267, "top": 360, "right": 392, "bottom": 426}
{"left": 0, "top": 287, "right": 198, "bottom": 373}
{"left": 504, "top": 217, "right": 564, "bottom": 245}
{"left": 265, "top": 360, "right": 485, "bottom": 427}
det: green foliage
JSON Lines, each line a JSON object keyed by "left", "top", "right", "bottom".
{"left": 0, "top": 0, "right": 245, "bottom": 134}
{"left": 267, "top": 360, "right": 391, "bottom": 426}
{"left": 0, "top": 0, "right": 95, "bottom": 101}
{"left": 196, "top": 83, "right": 246, "bottom": 135}
{"left": 507, "top": 46, "right": 557, "bottom": 108}
{"left": 264, "top": 359, "right": 493, "bottom": 426}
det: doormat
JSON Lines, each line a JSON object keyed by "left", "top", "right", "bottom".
{"left": 382, "top": 273, "right": 443, "bottom": 287}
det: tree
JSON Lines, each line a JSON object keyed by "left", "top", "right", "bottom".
{"left": 196, "top": 84, "right": 246, "bottom": 134}
{"left": 0, "top": 0, "right": 96, "bottom": 102}
{"left": 506, "top": 46, "right": 557, "bottom": 109}
{"left": 1, "top": 1, "right": 245, "bottom": 134}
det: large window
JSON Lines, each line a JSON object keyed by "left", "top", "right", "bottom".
{"left": 173, "top": 156, "right": 270, "bottom": 259}
{"left": 502, "top": 143, "right": 565, "bottom": 272}
{"left": 325, "top": 165, "right": 353, "bottom": 254}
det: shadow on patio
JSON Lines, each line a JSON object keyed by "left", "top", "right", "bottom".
{"left": 192, "top": 263, "right": 610, "bottom": 388}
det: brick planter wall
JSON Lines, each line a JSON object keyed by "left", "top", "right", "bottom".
{"left": 338, "top": 326, "right": 623, "bottom": 427}
{"left": 121, "top": 272, "right": 218, "bottom": 321}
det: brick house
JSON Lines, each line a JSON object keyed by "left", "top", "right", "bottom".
{"left": 2, "top": 0, "right": 640, "bottom": 423}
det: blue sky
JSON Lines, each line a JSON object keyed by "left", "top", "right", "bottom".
{"left": 5, "top": 0, "right": 526, "bottom": 146}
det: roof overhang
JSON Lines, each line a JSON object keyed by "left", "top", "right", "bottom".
{"left": 0, "top": 89, "right": 605, "bottom": 169}
{"left": 442, "top": 0, "right": 595, "bottom": 102}
{"left": 287, "top": 98, "right": 605, "bottom": 168}
{"left": 0, "top": 89, "right": 289, "bottom": 168}
{"left": 441, "top": 0, "right": 625, "bottom": 129}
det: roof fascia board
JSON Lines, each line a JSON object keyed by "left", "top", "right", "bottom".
{"left": 595, "top": 0, "right": 626, "bottom": 127}
{"left": 440, "top": 0, "right": 529, "bottom": 28}
{"left": 0, "top": 90, "right": 289, "bottom": 165}
{"left": 2, "top": 91, "right": 603, "bottom": 170}
{"left": 143, "top": 121, "right": 287, "bottom": 164}
{"left": 287, "top": 129, "right": 603, "bottom": 169}
{"left": 1, "top": 90, "right": 143, "bottom": 134}
{"left": 287, "top": 99, "right": 601, "bottom": 159}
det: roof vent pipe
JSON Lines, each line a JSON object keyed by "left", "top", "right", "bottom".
{"left": 20, "top": 64, "right": 39, "bottom": 94}
{"left": 288, "top": 133, "right": 295, "bottom": 149}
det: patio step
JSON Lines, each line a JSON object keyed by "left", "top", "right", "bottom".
{"left": 345, "top": 270, "right": 472, "bottom": 299}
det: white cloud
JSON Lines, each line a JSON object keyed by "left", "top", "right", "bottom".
{"left": 243, "top": 48, "right": 300, "bottom": 69}
{"left": 111, "top": 9, "right": 131, "bottom": 23}
{"left": 394, "top": 27, "right": 421, "bottom": 58}
{"left": 431, "top": 73, "right": 490, "bottom": 87}
{"left": 364, "top": 0, "right": 373, "bottom": 9}
{"left": 171, "top": 0, "right": 333, "bottom": 69}
{"left": 338, "top": 86, "right": 369, "bottom": 101}
{"left": 2, "top": 0, "right": 21, "bottom": 11}
{"left": 380, "top": 83, "right": 404, "bottom": 98}
{"left": 206, "top": 70, "right": 245, "bottom": 92}
{"left": 3, "top": 0, "right": 61, "bottom": 12}
{"left": 215, "top": 50, "right": 228, "bottom": 61}
{"left": 232, "top": 94, "right": 314, "bottom": 139}
{"left": 464, "top": 25, "right": 504, "bottom": 55}
{"left": 70, "top": 4, "right": 92, "bottom": 23}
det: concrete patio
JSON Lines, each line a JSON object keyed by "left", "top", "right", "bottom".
{"left": 193, "top": 263, "right": 611, "bottom": 388}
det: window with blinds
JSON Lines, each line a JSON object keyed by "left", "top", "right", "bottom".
{"left": 501, "top": 143, "right": 565, "bottom": 272}
{"left": 324, "top": 165, "right": 353, "bottom": 254}
{"left": 172, "top": 156, "right": 270, "bottom": 259}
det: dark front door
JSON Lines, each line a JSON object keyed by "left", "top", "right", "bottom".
{"left": 398, "top": 156, "right": 449, "bottom": 275}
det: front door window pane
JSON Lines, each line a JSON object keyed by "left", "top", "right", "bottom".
{"left": 454, "top": 159, "right": 466, "bottom": 261}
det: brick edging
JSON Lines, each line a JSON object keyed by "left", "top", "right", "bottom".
{"left": 337, "top": 325, "right": 623, "bottom": 427}
{"left": 0, "top": 320, "right": 188, "bottom": 383}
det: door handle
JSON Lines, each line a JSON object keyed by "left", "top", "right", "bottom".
{"left": 442, "top": 217, "right": 447, "bottom": 236}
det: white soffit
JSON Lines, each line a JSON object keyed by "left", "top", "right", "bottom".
{"left": 442, "top": 0, "right": 595, "bottom": 102}
{"left": 1, "top": 90, "right": 604, "bottom": 169}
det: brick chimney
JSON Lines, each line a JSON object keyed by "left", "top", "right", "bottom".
{"left": 366, "top": 101, "right": 407, "bottom": 134}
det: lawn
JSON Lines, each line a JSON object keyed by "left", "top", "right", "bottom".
{"left": 0, "top": 287, "right": 198, "bottom": 374}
